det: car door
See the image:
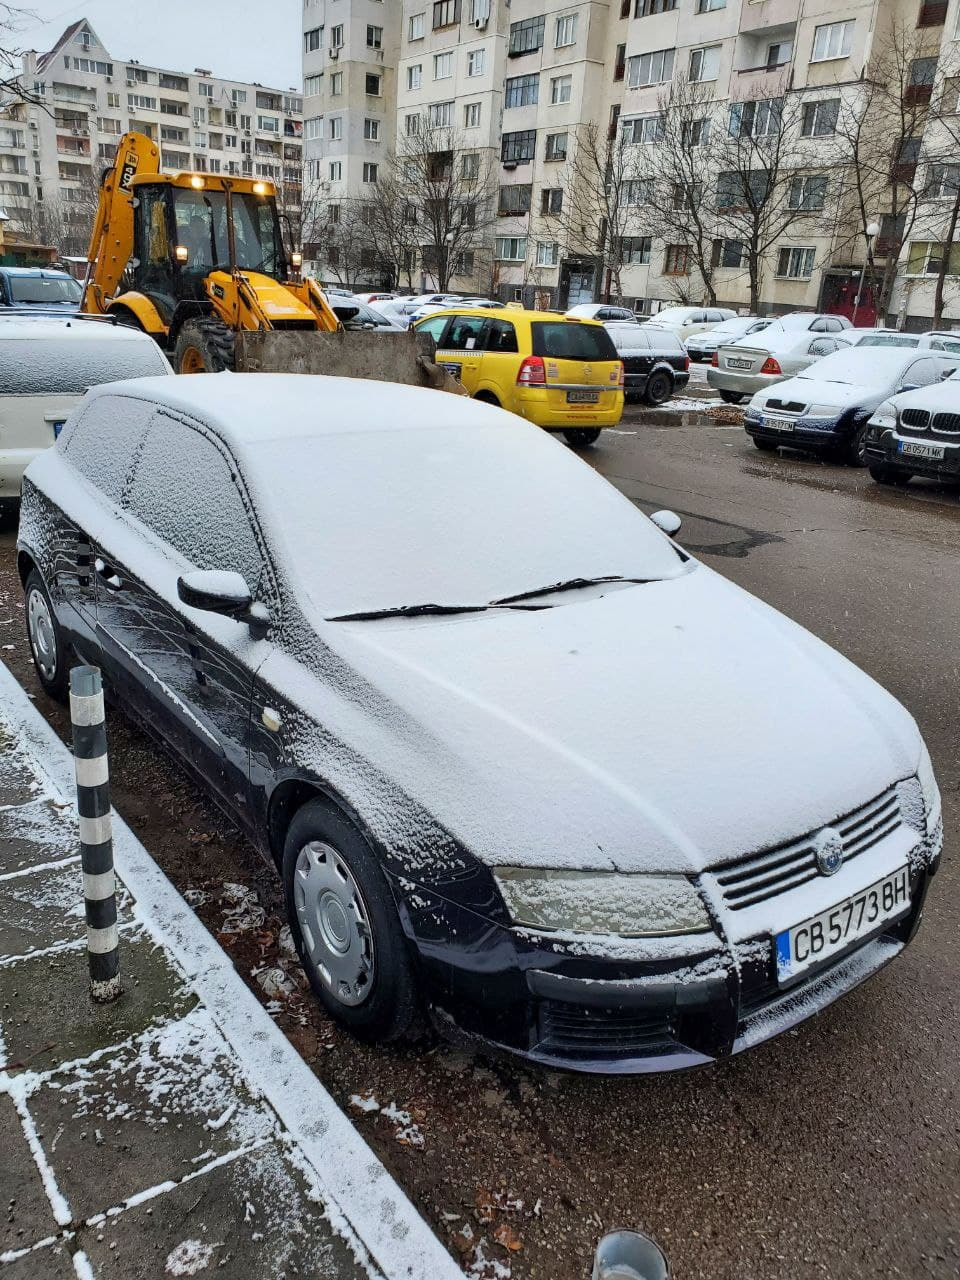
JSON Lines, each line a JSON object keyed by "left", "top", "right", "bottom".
{"left": 479, "top": 317, "right": 520, "bottom": 399}
{"left": 434, "top": 313, "right": 487, "bottom": 393}
{"left": 97, "top": 408, "right": 273, "bottom": 827}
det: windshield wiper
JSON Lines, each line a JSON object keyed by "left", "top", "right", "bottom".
{"left": 327, "top": 600, "right": 550, "bottom": 622}
{"left": 492, "top": 575, "right": 652, "bottom": 605}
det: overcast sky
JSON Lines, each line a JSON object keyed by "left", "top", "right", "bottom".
{"left": 12, "top": 0, "right": 304, "bottom": 89}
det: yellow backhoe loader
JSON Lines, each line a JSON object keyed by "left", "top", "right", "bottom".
{"left": 81, "top": 131, "right": 343, "bottom": 373}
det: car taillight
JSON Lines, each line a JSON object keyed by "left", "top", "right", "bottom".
{"left": 760, "top": 356, "right": 782, "bottom": 375}
{"left": 517, "top": 355, "right": 546, "bottom": 386}
{"left": 711, "top": 351, "right": 719, "bottom": 367}
{"left": 617, "top": 361, "right": 624, "bottom": 389}
{"left": 684, "top": 355, "right": 690, "bottom": 372}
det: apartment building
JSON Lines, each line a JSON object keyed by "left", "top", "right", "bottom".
{"left": 0, "top": 18, "right": 303, "bottom": 258}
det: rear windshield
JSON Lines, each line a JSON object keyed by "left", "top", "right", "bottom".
{"left": 531, "top": 322, "right": 618, "bottom": 361}
{"left": 7, "top": 276, "right": 82, "bottom": 305}
{"left": 0, "top": 336, "right": 169, "bottom": 394}
{"left": 855, "top": 334, "right": 918, "bottom": 348}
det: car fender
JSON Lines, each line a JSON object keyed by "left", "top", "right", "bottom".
{"left": 107, "top": 291, "right": 167, "bottom": 336}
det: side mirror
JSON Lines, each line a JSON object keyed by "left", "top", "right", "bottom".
{"left": 177, "top": 570, "right": 269, "bottom": 640}
{"left": 650, "top": 509, "right": 682, "bottom": 537}
{"left": 594, "top": 1230, "right": 670, "bottom": 1280}
{"left": 898, "top": 382, "right": 919, "bottom": 393}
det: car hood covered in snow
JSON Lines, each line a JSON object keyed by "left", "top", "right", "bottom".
{"left": 310, "top": 566, "right": 920, "bottom": 877}
{"left": 757, "top": 375, "right": 888, "bottom": 410}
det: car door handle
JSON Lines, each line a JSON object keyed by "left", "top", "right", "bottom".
{"left": 94, "top": 557, "right": 124, "bottom": 591}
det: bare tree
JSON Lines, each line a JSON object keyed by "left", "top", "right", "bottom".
{"left": 365, "top": 164, "right": 420, "bottom": 291}
{"left": 321, "top": 198, "right": 380, "bottom": 288}
{"left": 0, "top": 5, "right": 46, "bottom": 107}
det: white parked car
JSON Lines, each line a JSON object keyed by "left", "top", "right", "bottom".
{"left": 866, "top": 367, "right": 960, "bottom": 486}
{"left": 844, "top": 328, "right": 921, "bottom": 349}
{"left": 644, "top": 306, "right": 737, "bottom": 340}
{"left": 744, "top": 347, "right": 958, "bottom": 465}
{"left": 685, "top": 316, "right": 771, "bottom": 361}
{"left": 566, "top": 303, "right": 640, "bottom": 324}
{"left": 0, "top": 316, "right": 171, "bottom": 522}
{"left": 353, "top": 292, "right": 396, "bottom": 305}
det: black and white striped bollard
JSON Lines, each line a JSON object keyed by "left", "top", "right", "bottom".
{"left": 69, "top": 665, "right": 122, "bottom": 1003}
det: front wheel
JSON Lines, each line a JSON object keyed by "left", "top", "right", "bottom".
{"left": 869, "top": 463, "right": 910, "bottom": 487}
{"left": 644, "top": 370, "right": 674, "bottom": 406}
{"left": 282, "top": 799, "right": 420, "bottom": 1042}
{"left": 563, "top": 428, "right": 601, "bottom": 447}
{"left": 753, "top": 438, "right": 777, "bottom": 452}
{"left": 173, "top": 317, "right": 236, "bottom": 374}
{"left": 24, "top": 569, "right": 70, "bottom": 702}
{"left": 845, "top": 423, "right": 869, "bottom": 467}
{"left": 718, "top": 390, "right": 745, "bottom": 405}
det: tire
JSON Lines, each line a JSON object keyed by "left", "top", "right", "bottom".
{"left": 869, "top": 463, "right": 910, "bottom": 487}
{"left": 644, "top": 370, "right": 674, "bottom": 406}
{"left": 282, "top": 798, "right": 420, "bottom": 1042}
{"left": 718, "top": 390, "right": 745, "bottom": 405}
{"left": 24, "top": 569, "right": 70, "bottom": 702}
{"left": 473, "top": 391, "right": 501, "bottom": 407}
{"left": 753, "top": 438, "right": 777, "bottom": 452}
{"left": 173, "top": 317, "right": 236, "bottom": 374}
{"left": 0, "top": 498, "right": 18, "bottom": 530}
{"left": 845, "top": 423, "right": 869, "bottom": 467}
{"left": 563, "top": 428, "right": 601, "bottom": 447}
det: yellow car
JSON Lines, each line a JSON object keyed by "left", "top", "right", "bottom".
{"left": 415, "top": 306, "right": 624, "bottom": 445}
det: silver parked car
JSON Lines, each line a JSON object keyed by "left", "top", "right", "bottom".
{"left": 707, "top": 314, "right": 853, "bottom": 403}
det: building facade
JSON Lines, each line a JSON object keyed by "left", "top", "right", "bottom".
{"left": 301, "top": 0, "right": 960, "bottom": 327}
{"left": 0, "top": 18, "right": 303, "bottom": 260}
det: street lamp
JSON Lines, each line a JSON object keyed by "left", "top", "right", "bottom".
{"left": 853, "top": 219, "right": 881, "bottom": 325}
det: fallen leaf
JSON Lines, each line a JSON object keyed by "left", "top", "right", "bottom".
{"left": 493, "top": 1222, "right": 523, "bottom": 1252}
{"left": 475, "top": 1188, "right": 496, "bottom": 1225}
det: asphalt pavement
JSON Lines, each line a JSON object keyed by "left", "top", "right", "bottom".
{"left": 0, "top": 410, "right": 958, "bottom": 1280}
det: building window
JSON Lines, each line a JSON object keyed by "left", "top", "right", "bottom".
{"left": 498, "top": 184, "right": 532, "bottom": 215}
{"left": 462, "top": 151, "right": 480, "bottom": 178}
{"left": 776, "top": 246, "right": 815, "bottom": 278}
{"left": 509, "top": 15, "right": 545, "bottom": 56}
{"left": 689, "top": 45, "right": 721, "bottom": 83}
{"left": 788, "top": 175, "right": 827, "bottom": 211}
{"left": 621, "top": 236, "right": 652, "bottom": 264}
{"left": 464, "top": 101, "right": 481, "bottom": 127}
{"left": 434, "top": 51, "right": 453, "bottom": 79}
{"left": 330, "top": 72, "right": 343, "bottom": 96}
{"left": 496, "top": 236, "right": 527, "bottom": 261}
{"left": 635, "top": 0, "right": 676, "bottom": 14}
{"left": 330, "top": 117, "right": 342, "bottom": 140}
{"left": 366, "top": 73, "right": 382, "bottom": 95}
{"left": 697, "top": 0, "right": 726, "bottom": 10}
{"left": 541, "top": 187, "right": 563, "bottom": 215}
{"left": 304, "top": 27, "right": 321, "bottom": 52}
{"left": 364, "top": 118, "right": 381, "bottom": 141}
{"left": 811, "top": 21, "right": 853, "bottom": 62}
{"left": 717, "top": 169, "right": 770, "bottom": 207}
{"left": 407, "top": 64, "right": 422, "bottom": 90}
{"left": 729, "top": 98, "right": 782, "bottom": 139}
{"left": 765, "top": 40, "right": 792, "bottom": 69}
{"left": 800, "top": 99, "right": 839, "bottom": 137}
{"left": 664, "top": 244, "right": 691, "bottom": 274}
{"left": 305, "top": 116, "right": 322, "bottom": 140}
{"left": 363, "top": 162, "right": 379, "bottom": 183}
{"left": 505, "top": 73, "right": 539, "bottom": 107}
{"left": 433, "top": 0, "right": 461, "bottom": 30}
{"left": 329, "top": 161, "right": 342, "bottom": 181}
{"left": 627, "top": 48, "right": 675, "bottom": 88}
{"left": 622, "top": 114, "right": 663, "bottom": 144}
{"left": 456, "top": 249, "right": 475, "bottom": 274}
{"left": 367, "top": 25, "right": 383, "bottom": 48}
{"left": 128, "top": 94, "right": 156, "bottom": 111}
{"left": 405, "top": 112, "right": 420, "bottom": 135}
{"left": 682, "top": 117, "right": 711, "bottom": 146}
{"left": 501, "top": 129, "right": 536, "bottom": 163}
{"left": 467, "top": 49, "right": 485, "bottom": 77}
{"left": 711, "top": 239, "right": 746, "bottom": 268}
{"left": 331, "top": 24, "right": 344, "bottom": 49}
{"left": 428, "top": 100, "right": 454, "bottom": 126}
{"left": 258, "top": 115, "right": 279, "bottom": 133}
{"left": 622, "top": 178, "right": 654, "bottom": 206}
{"left": 536, "top": 241, "right": 560, "bottom": 266}
{"left": 555, "top": 14, "right": 577, "bottom": 47}
{"left": 926, "top": 163, "right": 960, "bottom": 198}
{"left": 550, "top": 75, "right": 572, "bottom": 104}
{"left": 409, "top": 12, "right": 426, "bottom": 40}
{"left": 545, "top": 132, "right": 568, "bottom": 161}
{"left": 906, "top": 240, "right": 960, "bottom": 275}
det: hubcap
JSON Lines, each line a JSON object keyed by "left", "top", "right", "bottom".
{"left": 180, "top": 345, "right": 206, "bottom": 374}
{"left": 26, "top": 587, "right": 57, "bottom": 682}
{"left": 293, "top": 841, "right": 375, "bottom": 1007}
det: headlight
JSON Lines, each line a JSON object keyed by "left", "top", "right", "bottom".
{"left": 871, "top": 400, "right": 898, "bottom": 429}
{"left": 918, "top": 741, "right": 942, "bottom": 834}
{"left": 492, "top": 868, "right": 712, "bottom": 937}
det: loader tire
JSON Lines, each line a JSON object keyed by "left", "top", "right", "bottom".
{"left": 174, "top": 318, "right": 236, "bottom": 375}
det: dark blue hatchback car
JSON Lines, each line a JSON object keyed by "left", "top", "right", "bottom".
{"left": 0, "top": 266, "right": 82, "bottom": 313}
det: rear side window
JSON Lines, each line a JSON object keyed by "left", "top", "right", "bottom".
{"left": 0, "top": 336, "right": 168, "bottom": 394}
{"left": 124, "top": 411, "right": 263, "bottom": 590}
{"left": 62, "top": 396, "right": 154, "bottom": 503}
{"left": 808, "top": 338, "right": 839, "bottom": 357}
{"left": 531, "top": 322, "right": 618, "bottom": 361}
{"left": 416, "top": 315, "right": 450, "bottom": 343}
{"left": 485, "top": 319, "right": 519, "bottom": 353}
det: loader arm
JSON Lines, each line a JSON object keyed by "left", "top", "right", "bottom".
{"left": 82, "top": 132, "right": 161, "bottom": 316}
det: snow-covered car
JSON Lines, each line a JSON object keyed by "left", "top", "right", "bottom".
{"left": 353, "top": 292, "right": 396, "bottom": 305}
{"left": 18, "top": 374, "right": 942, "bottom": 1073}
{"left": 685, "top": 316, "right": 771, "bottom": 361}
{"left": 643, "top": 306, "right": 736, "bottom": 340}
{"left": 865, "top": 367, "right": 960, "bottom": 486}
{"left": 0, "top": 265, "right": 82, "bottom": 314}
{"left": 0, "top": 316, "right": 171, "bottom": 522}
{"left": 329, "top": 298, "right": 407, "bottom": 330}
{"left": 566, "top": 303, "right": 640, "bottom": 323}
{"left": 844, "top": 328, "right": 921, "bottom": 349}
{"left": 708, "top": 317, "right": 854, "bottom": 403}
{"left": 744, "top": 347, "right": 959, "bottom": 464}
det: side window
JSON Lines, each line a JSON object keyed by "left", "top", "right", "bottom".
{"left": 808, "top": 338, "right": 837, "bottom": 357}
{"left": 62, "top": 396, "right": 154, "bottom": 504}
{"left": 124, "top": 411, "right": 263, "bottom": 590}
{"left": 417, "top": 314, "right": 451, "bottom": 345}
{"left": 931, "top": 337, "right": 960, "bottom": 355}
{"left": 809, "top": 317, "right": 828, "bottom": 332}
{"left": 484, "top": 319, "right": 519, "bottom": 353}
{"left": 444, "top": 314, "right": 487, "bottom": 350}
{"left": 903, "top": 359, "right": 938, "bottom": 388}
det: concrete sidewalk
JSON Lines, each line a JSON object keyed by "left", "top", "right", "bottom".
{"left": 0, "top": 661, "right": 464, "bottom": 1280}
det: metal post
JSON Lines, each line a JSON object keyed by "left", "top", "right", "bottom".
{"left": 69, "top": 665, "right": 122, "bottom": 1003}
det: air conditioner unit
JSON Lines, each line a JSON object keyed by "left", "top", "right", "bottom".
{"left": 329, "top": 47, "right": 340, "bottom": 60}
{"left": 126, "top": 78, "right": 135, "bottom": 87}
{"left": 474, "top": 17, "right": 488, "bottom": 29}
{"left": 244, "top": 128, "right": 252, "bottom": 136}
{"left": 104, "top": 76, "right": 112, "bottom": 83}
{"left": 29, "top": 120, "right": 38, "bottom": 129}
{"left": 503, "top": 160, "right": 517, "bottom": 170}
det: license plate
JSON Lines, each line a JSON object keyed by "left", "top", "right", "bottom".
{"left": 726, "top": 358, "right": 753, "bottom": 370}
{"left": 567, "top": 389, "right": 599, "bottom": 404}
{"left": 52, "top": 421, "right": 65, "bottom": 438}
{"left": 763, "top": 414, "right": 794, "bottom": 432}
{"left": 900, "top": 440, "right": 945, "bottom": 460}
{"left": 776, "top": 867, "right": 910, "bottom": 982}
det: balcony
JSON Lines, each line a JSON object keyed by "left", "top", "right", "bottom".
{"left": 917, "top": 0, "right": 947, "bottom": 27}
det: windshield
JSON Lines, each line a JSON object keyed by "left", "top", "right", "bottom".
{"left": 797, "top": 349, "right": 904, "bottom": 384}
{"left": 8, "top": 275, "right": 82, "bottom": 304}
{"left": 248, "top": 419, "right": 686, "bottom": 617}
{"left": 855, "top": 334, "right": 918, "bottom": 348}
{"left": 172, "top": 188, "right": 284, "bottom": 275}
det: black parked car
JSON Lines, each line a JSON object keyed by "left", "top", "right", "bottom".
{"left": 606, "top": 323, "right": 690, "bottom": 405}
{"left": 18, "top": 375, "right": 940, "bottom": 1074}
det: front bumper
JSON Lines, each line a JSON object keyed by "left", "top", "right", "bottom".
{"left": 0, "top": 448, "right": 43, "bottom": 501}
{"left": 744, "top": 408, "right": 848, "bottom": 450}
{"left": 397, "top": 857, "right": 938, "bottom": 1074}
{"left": 866, "top": 426, "right": 960, "bottom": 479}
